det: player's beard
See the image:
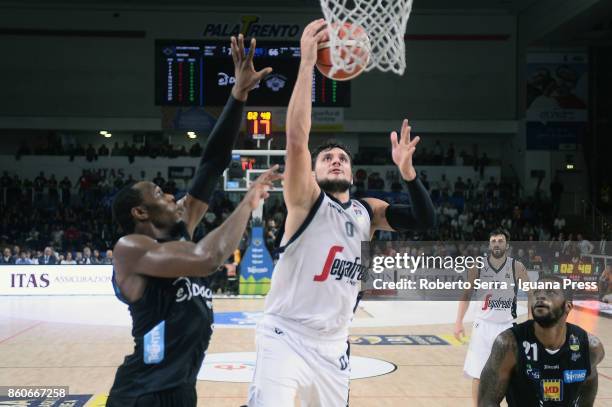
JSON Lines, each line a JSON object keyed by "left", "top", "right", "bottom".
{"left": 317, "top": 178, "right": 351, "bottom": 194}
{"left": 532, "top": 301, "right": 566, "bottom": 328}
{"left": 490, "top": 247, "right": 507, "bottom": 259}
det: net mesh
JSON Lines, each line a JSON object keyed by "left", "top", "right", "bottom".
{"left": 319, "top": 0, "right": 413, "bottom": 76}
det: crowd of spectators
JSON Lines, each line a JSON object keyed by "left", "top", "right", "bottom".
{"left": 2, "top": 165, "right": 611, "bottom": 297}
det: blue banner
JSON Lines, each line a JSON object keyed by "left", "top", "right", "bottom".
{"left": 239, "top": 226, "right": 274, "bottom": 295}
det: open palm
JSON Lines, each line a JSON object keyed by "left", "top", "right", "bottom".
{"left": 391, "top": 119, "right": 420, "bottom": 181}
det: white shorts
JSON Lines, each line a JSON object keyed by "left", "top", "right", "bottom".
{"left": 463, "top": 319, "right": 513, "bottom": 379}
{"left": 247, "top": 322, "right": 350, "bottom": 407}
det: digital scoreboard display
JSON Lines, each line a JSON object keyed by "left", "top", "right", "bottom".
{"left": 246, "top": 111, "right": 271, "bottom": 140}
{"left": 155, "top": 40, "right": 350, "bottom": 107}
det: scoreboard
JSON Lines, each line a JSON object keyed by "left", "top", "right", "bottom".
{"left": 155, "top": 40, "right": 350, "bottom": 107}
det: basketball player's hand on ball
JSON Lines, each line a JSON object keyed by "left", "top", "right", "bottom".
{"left": 230, "top": 34, "right": 273, "bottom": 102}
{"left": 243, "top": 165, "right": 284, "bottom": 210}
{"left": 390, "top": 119, "right": 420, "bottom": 181}
{"left": 300, "top": 19, "right": 329, "bottom": 67}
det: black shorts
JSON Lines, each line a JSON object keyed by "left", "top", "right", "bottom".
{"left": 106, "top": 386, "right": 197, "bottom": 407}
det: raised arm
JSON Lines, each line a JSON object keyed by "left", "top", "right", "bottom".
{"left": 478, "top": 330, "right": 517, "bottom": 406}
{"left": 577, "top": 333, "right": 605, "bottom": 406}
{"left": 115, "top": 166, "right": 282, "bottom": 279}
{"left": 362, "top": 120, "right": 435, "bottom": 235}
{"left": 179, "top": 34, "right": 273, "bottom": 237}
{"left": 283, "top": 19, "right": 328, "bottom": 212}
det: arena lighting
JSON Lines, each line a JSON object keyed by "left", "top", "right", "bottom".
{"left": 187, "top": 131, "right": 197, "bottom": 139}
{"left": 99, "top": 130, "right": 108, "bottom": 135}
{"left": 104, "top": 133, "right": 112, "bottom": 138}
{"left": 566, "top": 163, "right": 575, "bottom": 170}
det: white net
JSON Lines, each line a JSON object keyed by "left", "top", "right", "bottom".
{"left": 319, "top": 0, "right": 413, "bottom": 76}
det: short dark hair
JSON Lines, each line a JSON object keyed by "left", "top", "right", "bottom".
{"left": 311, "top": 140, "right": 353, "bottom": 169}
{"left": 112, "top": 182, "right": 143, "bottom": 234}
{"left": 489, "top": 227, "right": 510, "bottom": 241}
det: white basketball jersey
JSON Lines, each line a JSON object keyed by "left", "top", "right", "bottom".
{"left": 263, "top": 191, "right": 372, "bottom": 341}
{"left": 474, "top": 256, "right": 518, "bottom": 324}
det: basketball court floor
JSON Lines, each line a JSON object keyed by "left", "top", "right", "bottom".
{"left": 0, "top": 296, "right": 610, "bottom": 406}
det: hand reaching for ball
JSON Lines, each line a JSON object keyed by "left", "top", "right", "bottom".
{"left": 300, "top": 19, "right": 329, "bottom": 67}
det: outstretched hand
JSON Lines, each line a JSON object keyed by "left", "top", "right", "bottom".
{"left": 243, "top": 165, "right": 284, "bottom": 210}
{"left": 391, "top": 119, "right": 420, "bottom": 181}
{"left": 231, "top": 34, "right": 273, "bottom": 101}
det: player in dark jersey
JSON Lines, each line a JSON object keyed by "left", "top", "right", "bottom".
{"left": 106, "top": 35, "right": 278, "bottom": 407}
{"left": 478, "top": 276, "right": 605, "bottom": 407}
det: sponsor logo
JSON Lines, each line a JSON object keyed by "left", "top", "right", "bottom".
{"left": 264, "top": 74, "right": 287, "bottom": 92}
{"left": 541, "top": 379, "right": 563, "bottom": 401}
{"left": 563, "top": 369, "right": 587, "bottom": 383}
{"left": 197, "top": 352, "right": 396, "bottom": 383}
{"left": 481, "top": 294, "right": 514, "bottom": 310}
{"left": 144, "top": 320, "right": 165, "bottom": 364}
{"left": 312, "top": 246, "right": 366, "bottom": 285}
{"left": 173, "top": 277, "right": 212, "bottom": 306}
{"left": 202, "top": 16, "right": 301, "bottom": 39}
{"left": 526, "top": 364, "right": 541, "bottom": 380}
{"left": 274, "top": 327, "right": 284, "bottom": 335}
{"left": 10, "top": 273, "right": 50, "bottom": 288}
{"left": 544, "top": 364, "right": 560, "bottom": 370}
{"left": 0, "top": 395, "right": 93, "bottom": 405}
{"left": 569, "top": 334, "right": 580, "bottom": 352}
{"left": 349, "top": 335, "right": 449, "bottom": 346}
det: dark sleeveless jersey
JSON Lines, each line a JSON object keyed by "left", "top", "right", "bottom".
{"left": 109, "top": 225, "right": 214, "bottom": 398}
{"left": 506, "top": 320, "right": 591, "bottom": 407}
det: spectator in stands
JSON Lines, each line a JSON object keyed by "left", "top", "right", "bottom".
{"left": 553, "top": 215, "right": 566, "bottom": 233}
{"left": 153, "top": 172, "right": 166, "bottom": 189}
{"left": 33, "top": 172, "right": 47, "bottom": 203}
{"left": 433, "top": 140, "right": 443, "bottom": 165}
{"left": 59, "top": 176, "right": 72, "bottom": 204}
{"left": 189, "top": 142, "right": 203, "bottom": 157}
{"left": 11, "top": 245, "right": 20, "bottom": 263}
{"left": 61, "top": 252, "right": 76, "bottom": 265}
{"left": 38, "top": 247, "right": 57, "bottom": 265}
{"left": 80, "top": 246, "right": 94, "bottom": 265}
{"left": 577, "top": 233, "right": 593, "bottom": 255}
{"left": 445, "top": 143, "right": 455, "bottom": 165}
{"left": 479, "top": 153, "right": 489, "bottom": 178}
{"left": 74, "top": 251, "right": 83, "bottom": 264}
{"left": 92, "top": 249, "right": 103, "bottom": 264}
{"left": 48, "top": 175, "right": 59, "bottom": 204}
{"left": 15, "top": 251, "right": 33, "bottom": 265}
{"left": 597, "top": 232, "right": 610, "bottom": 255}
{"left": 1, "top": 247, "right": 14, "bottom": 264}
{"left": 102, "top": 249, "right": 113, "bottom": 265}
{"left": 439, "top": 174, "right": 451, "bottom": 198}
{"left": 98, "top": 144, "right": 110, "bottom": 157}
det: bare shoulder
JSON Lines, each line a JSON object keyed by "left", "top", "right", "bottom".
{"left": 495, "top": 329, "right": 518, "bottom": 353}
{"left": 114, "top": 234, "right": 158, "bottom": 254}
{"left": 588, "top": 333, "right": 605, "bottom": 365}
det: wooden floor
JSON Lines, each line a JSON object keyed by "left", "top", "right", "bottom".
{"left": 0, "top": 298, "right": 611, "bottom": 407}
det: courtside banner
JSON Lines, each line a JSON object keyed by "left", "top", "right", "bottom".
{"left": 0, "top": 265, "right": 113, "bottom": 295}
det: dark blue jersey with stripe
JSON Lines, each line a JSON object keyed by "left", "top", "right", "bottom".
{"left": 507, "top": 320, "right": 591, "bottom": 407}
{"left": 109, "top": 225, "right": 214, "bottom": 398}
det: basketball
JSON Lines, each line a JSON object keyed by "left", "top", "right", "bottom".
{"left": 316, "top": 22, "right": 370, "bottom": 81}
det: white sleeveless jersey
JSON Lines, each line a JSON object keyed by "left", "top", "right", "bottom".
{"left": 474, "top": 256, "right": 518, "bottom": 324}
{"left": 263, "top": 191, "right": 372, "bottom": 341}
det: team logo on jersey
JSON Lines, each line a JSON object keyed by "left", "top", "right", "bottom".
{"left": 541, "top": 379, "right": 563, "bottom": 401}
{"left": 569, "top": 334, "right": 580, "bottom": 351}
{"left": 173, "top": 277, "right": 213, "bottom": 307}
{"left": 481, "top": 294, "right": 514, "bottom": 310}
{"left": 563, "top": 369, "right": 587, "bottom": 383}
{"left": 313, "top": 245, "right": 366, "bottom": 284}
{"left": 526, "top": 364, "right": 541, "bottom": 380}
{"left": 571, "top": 352, "right": 581, "bottom": 362}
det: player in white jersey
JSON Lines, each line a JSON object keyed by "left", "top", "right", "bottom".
{"left": 454, "top": 228, "right": 532, "bottom": 407}
{"left": 247, "top": 19, "right": 436, "bottom": 407}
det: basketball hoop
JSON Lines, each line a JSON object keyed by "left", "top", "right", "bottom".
{"left": 319, "top": 0, "right": 414, "bottom": 76}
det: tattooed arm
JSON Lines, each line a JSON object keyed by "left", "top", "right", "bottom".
{"left": 578, "top": 334, "right": 605, "bottom": 407}
{"left": 478, "top": 330, "right": 517, "bottom": 407}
